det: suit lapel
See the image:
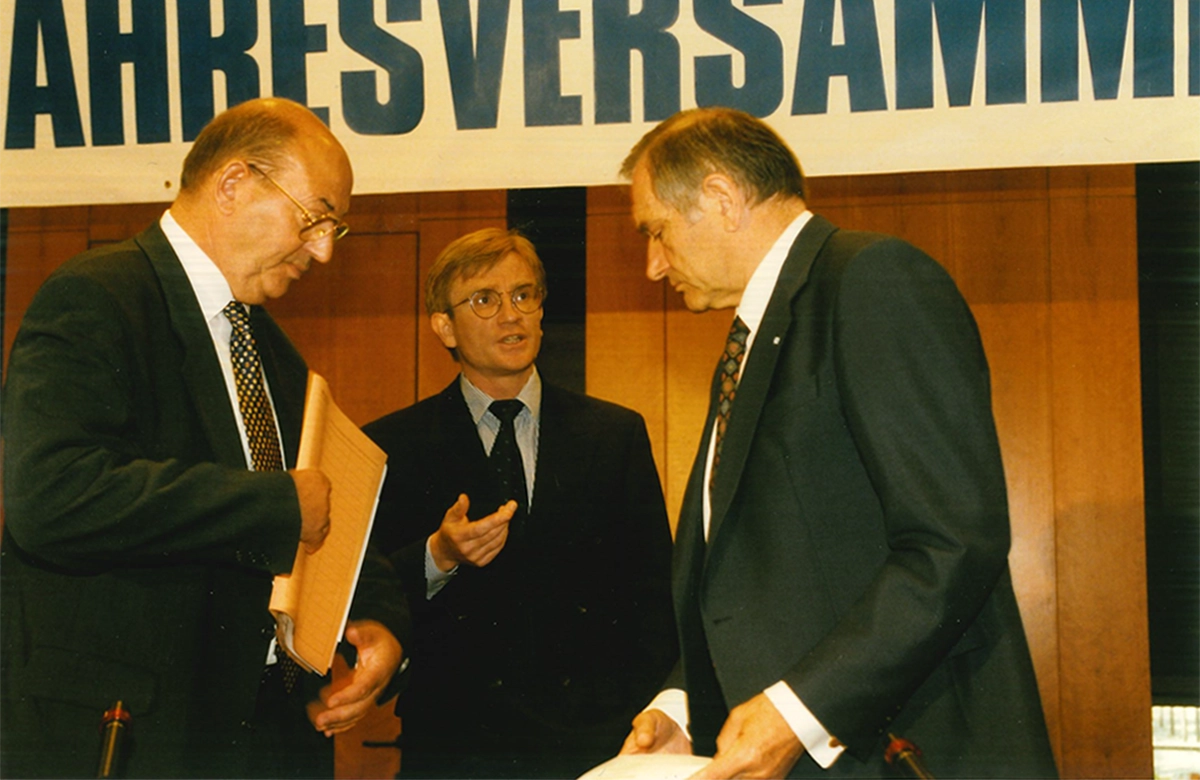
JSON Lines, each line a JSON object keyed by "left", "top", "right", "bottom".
{"left": 440, "top": 380, "right": 494, "bottom": 492}
{"left": 135, "top": 224, "right": 247, "bottom": 469}
{"left": 706, "top": 215, "right": 839, "bottom": 546}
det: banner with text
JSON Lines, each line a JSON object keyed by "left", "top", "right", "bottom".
{"left": 2, "top": 0, "right": 1197, "bottom": 207}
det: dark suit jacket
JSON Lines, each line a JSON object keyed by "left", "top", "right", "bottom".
{"left": 364, "top": 379, "right": 677, "bottom": 778}
{"left": 674, "top": 215, "right": 1057, "bottom": 778}
{"left": 0, "top": 224, "right": 408, "bottom": 779}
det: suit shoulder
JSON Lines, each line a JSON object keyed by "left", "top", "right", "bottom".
{"left": 46, "top": 237, "right": 156, "bottom": 290}
{"left": 543, "top": 384, "right": 646, "bottom": 427}
{"left": 363, "top": 391, "right": 454, "bottom": 445}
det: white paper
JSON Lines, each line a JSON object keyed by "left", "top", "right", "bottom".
{"left": 578, "top": 753, "right": 713, "bottom": 780}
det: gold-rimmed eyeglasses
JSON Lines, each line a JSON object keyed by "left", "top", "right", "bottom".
{"left": 451, "top": 284, "right": 546, "bottom": 319}
{"left": 248, "top": 163, "right": 349, "bottom": 242}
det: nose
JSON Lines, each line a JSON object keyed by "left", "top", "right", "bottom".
{"left": 496, "top": 295, "right": 522, "bottom": 321}
{"left": 646, "top": 241, "right": 669, "bottom": 281}
{"left": 306, "top": 233, "right": 335, "bottom": 264}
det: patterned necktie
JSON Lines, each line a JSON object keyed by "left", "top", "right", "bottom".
{"left": 222, "top": 301, "right": 300, "bottom": 693}
{"left": 710, "top": 315, "right": 750, "bottom": 491}
{"left": 223, "top": 301, "right": 283, "bottom": 472}
{"left": 489, "top": 400, "right": 529, "bottom": 517}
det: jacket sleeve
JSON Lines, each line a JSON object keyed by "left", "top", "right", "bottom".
{"left": 783, "top": 239, "right": 1013, "bottom": 755}
{"left": 3, "top": 266, "right": 300, "bottom": 574}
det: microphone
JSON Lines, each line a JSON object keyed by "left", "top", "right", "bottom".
{"left": 885, "top": 733, "right": 934, "bottom": 779}
{"left": 96, "top": 700, "right": 131, "bottom": 779}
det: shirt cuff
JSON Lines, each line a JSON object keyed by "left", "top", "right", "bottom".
{"left": 764, "top": 681, "right": 845, "bottom": 769}
{"left": 424, "top": 536, "right": 457, "bottom": 600}
{"left": 645, "top": 688, "right": 692, "bottom": 743}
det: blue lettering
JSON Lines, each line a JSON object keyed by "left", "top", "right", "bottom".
{"left": 895, "top": 0, "right": 1025, "bottom": 109}
{"left": 270, "top": 0, "right": 329, "bottom": 123}
{"left": 1191, "top": 0, "right": 1198, "bottom": 95}
{"left": 1042, "top": 0, "right": 1173, "bottom": 101}
{"left": 178, "top": 0, "right": 260, "bottom": 141}
{"left": 86, "top": 0, "right": 169, "bottom": 145}
{"left": 439, "top": 0, "right": 510, "bottom": 130}
{"left": 792, "top": 0, "right": 887, "bottom": 114}
{"left": 4, "top": 0, "right": 84, "bottom": 148}
{"left": 523, "top": 0, "right": 581, "bottom": 126}
{"left": 694, "top": 0, "right": 783, "bottom": 117}
{"left": 340, "top": 0, "right": 424, "bottom": 134}
{"left": 593, "top": 0, "right": 681, "bottom": 124}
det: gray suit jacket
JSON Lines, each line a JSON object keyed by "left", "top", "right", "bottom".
{"left": 674, "top": 215, "right": 1057, "bottom": 778}
{"left": 1, "top": 223, "right": 407, "bottom": 778}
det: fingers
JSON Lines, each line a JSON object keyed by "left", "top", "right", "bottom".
{"left": 310, "top": 621, "right": 403, "bottom": 737}
{"left": 291, "top": 469, "right": 331, "bottom": 552}
{"left": 432, "top": 497, "right": 516, "bottom": 570}
{"left": 620, "top": 710, "right": 690, "bottom": 755}
{"left": 307, "top": 689, "right": 371, "bottom": 737}
{"left": 691, "top": 695, "right": 804, "bottom": 779}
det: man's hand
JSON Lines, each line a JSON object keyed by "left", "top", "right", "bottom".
{"left": 428, "top": 494, "right": 516, "bottom": 572}
{"left": 689, "top": 694, "right": 805, "bottom": 779}
{"left": 290, "top": 469, "right": 331, "bottom": 552}
{"left": 620, "top": 709, "right": 693, "bottom": 755}
{"left": 306, "top": 620, "right": 402, "bottom": 737}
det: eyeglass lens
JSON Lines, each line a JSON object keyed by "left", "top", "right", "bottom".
{"left": 469, "top": 285, "right": 543, "bottom": 317}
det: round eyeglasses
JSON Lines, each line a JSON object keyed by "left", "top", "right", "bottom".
{"left": 248, "top": 163, "right": 350, "bottom": 242}
{"left": 451, "top": 284, "right": 546, "bottom": 319}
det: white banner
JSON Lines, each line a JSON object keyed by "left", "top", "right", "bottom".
{"left": 1, "top": 0, "right": 1197, "bottom": 207}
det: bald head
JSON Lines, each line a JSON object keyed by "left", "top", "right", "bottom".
{"left": 179, "top": 98, "right": 350, "bottom": 194}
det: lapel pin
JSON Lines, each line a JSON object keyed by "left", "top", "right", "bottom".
{"left": 773, "top": 336, "right": 781, "bottom": 345}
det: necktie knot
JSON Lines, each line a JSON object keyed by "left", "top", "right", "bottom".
{"left": 223, "top": 300, "right": 251, "bottom": 332}
{"left": 489, "top": 399, "right": 525, "bottom": 425}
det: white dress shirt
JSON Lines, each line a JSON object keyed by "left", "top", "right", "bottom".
{"left": 651, "top": 210, "right": 845, "bottom": 769}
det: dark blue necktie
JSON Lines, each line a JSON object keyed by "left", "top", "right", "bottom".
{"left": 489, "top": 400, "right": 528, "bottom": 516}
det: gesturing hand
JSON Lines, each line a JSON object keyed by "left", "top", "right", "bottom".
{"left": 428, "top": 494, "right": 516, "bottom": 572}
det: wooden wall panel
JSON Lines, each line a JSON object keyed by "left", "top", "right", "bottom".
{"left": 266, "top": 231, "right": 420, "bottom": 426}
{"left": 586, "top": 186, "right": 670, "bottom": 519}
{"left": 1048, "top": 167, "right": 1151, "bottom": 779}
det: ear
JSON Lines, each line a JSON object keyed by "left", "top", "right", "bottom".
{"left": 430, "top": 312, "right": 458, "bottom": 350}
{"left": 699, "top": 173, "right": 747, "bottom": 230}
{"left": 213, "top": 160, "right": 253, "bottom": 216}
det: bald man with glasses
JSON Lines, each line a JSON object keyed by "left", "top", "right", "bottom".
{"left": 363, "top": 228, "right": 678, "bottom": 779}
{"left": 1, "top": 98, "right": 409, "bottom": 779}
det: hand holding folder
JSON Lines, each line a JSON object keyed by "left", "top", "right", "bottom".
{"left": 268, "top": 372, "right": 388, "bottom": 675}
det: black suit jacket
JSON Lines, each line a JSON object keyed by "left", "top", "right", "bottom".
{"left": 0, "top": 224, "right": 408, "bottom": 779}
{"left": 675, "top": 216, "right": 1057, "bottom": 778}
{"left": 364, "top": 379, "right": 677, "bottom": 778}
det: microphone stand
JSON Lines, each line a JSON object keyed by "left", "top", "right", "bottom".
{"left": 885, "top": 733, "right": 934, "bottom": 779}
{"left": 97, "top": 700, "right": 131, "bottom": 779}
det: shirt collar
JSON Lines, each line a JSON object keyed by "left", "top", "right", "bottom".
{"left": 735, "top": 210, "right": 813, "bottom": 334}
{"left": 460, "top": 369, "right": 542, "bottom": 424}
{"left": 160, "top": 209, "right": 236, "bottom": 320}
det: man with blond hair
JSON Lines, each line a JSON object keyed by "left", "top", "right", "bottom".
{"left": 365, "top": 228, "right": 677, "bottom": 778}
